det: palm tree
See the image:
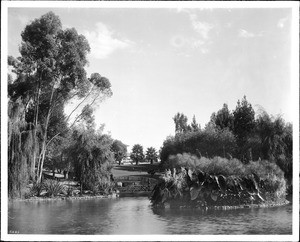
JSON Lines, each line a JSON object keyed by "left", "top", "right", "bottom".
{"left": 145, "top": 147, "right": 158, "bottom": 164}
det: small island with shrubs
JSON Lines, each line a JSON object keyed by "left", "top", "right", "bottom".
{"left": 150, "top": 155, "right": 288, "bottom": 209}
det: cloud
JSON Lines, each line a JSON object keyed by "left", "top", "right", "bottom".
{"left": 84, "top": 22, "right": 134, "bottom": 59}
{"left": 277, "top": 17, "right": 288, "bottom": 28}
{"left": 170, "top": 35, "right": 209, "bottom": 55}
{"left": 189, "top": 14, "right": 214, "bottom": 39}
{"left": 238, "top": 29, "right": 255, "bottom": 38}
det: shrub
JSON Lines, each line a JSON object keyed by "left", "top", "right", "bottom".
{"left": 29, "top": 182, "right": 45, "bottom": 197}
{"left": 43, "top": 179, "right": 66, "bottom": 197}
{"left": 161, "top": 153, "right": 287, "bottom": 204}
{"left": 166, "top": 153, "right": 246, "bottom": 176}
{"left": 159, "top": 128, "right": 237, "bottom": 167}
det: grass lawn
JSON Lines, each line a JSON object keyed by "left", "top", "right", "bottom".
{"left": 112, "top": 163, "right": 162, "bottom": 179}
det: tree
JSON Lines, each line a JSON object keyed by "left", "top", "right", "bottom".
{"left": 8, "top": 12, "right": 112, "bottom": 184}
{"left": 130, "top": 144, "right": 144, "bottom": 165}
{"left": 233, "top": 96, "right": 255, "bottom": 161}
{"left": 255, "top": 111, "right": 292, "bottom": 180}
{"left": 8, "top": 99, "right": 32, "bottom": 198}
{"left": 67, "top": 128, "right": 115, "bottom": 193}
{"left": 111, "top": 140, "right": 128, "bottom": 165}
{"left": 215, "top": 103, "right": 234, "bottom": 130}
{"left": 173, "top": 112, "right": 189, "bottom": 133}
{"left": 190, "top": 115, "right": 201, "bottom": 132}
{"left": 146, "top": 147, "right": 158, "bottom": 164}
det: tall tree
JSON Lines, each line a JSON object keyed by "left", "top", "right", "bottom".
{"left": 145, "top": 147, "right": 158, "bottom": 164}
{"left": 173, "top": 112, "right": 189, "bottom": 133}
{"left": 215, "top": 103, "right": 234, "bottom": 130}
{"left": 233, "top": 96, "right": 255, "bottom": 161}
{"left": 111, "top": 140, "right": 128, "bottom": 165}
{"left": 130, "top": 144, "right": 144, "bottom": 165}
{"left": 190, "top": 115, "right": 201, "bottom": 132}
{"left": 8, "top": 12, "right": 112, "bottom": 183}
{"left": 8, "top": 99, "right": 32, "bottom": 198}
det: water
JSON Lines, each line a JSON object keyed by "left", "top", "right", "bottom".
{"left": 8, "top": 197, "right": 292, "bottom": 234}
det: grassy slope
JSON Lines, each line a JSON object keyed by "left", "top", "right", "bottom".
{"left": 112, "top": 163, "right": 162, "bottom": 180}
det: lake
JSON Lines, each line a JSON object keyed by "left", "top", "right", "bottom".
{"left": 8, "top": 197, "right": 292, "bottom": 234}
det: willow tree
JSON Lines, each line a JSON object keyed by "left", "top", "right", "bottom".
{"left": 8, "top": 11, "right": 112, "bottom": 184}
{"left": 67, "top": 127, "right": 115, "bottom": 193}
{"left": 8, "top": 99, "right": 34, "bottom": 198}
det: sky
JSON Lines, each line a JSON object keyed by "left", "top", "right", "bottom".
{"left": 7, "top": 7, "right": 293, "bottom": 151}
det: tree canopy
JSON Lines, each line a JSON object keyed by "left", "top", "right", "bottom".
{"left": 145, "top": 147, "right": 158, "bottom": 164}
{"left": 111, "top": 140, "right": 128, "bottom": 165}
{"left": 130, "top": 144, "right": 144, "bottom": 165}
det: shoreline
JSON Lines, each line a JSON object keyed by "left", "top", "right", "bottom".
{"left": 159, "top": 200, "right": 291, "bottom": 211}
{"left": 9, "top": 195, "right": 291, "bottom": 211}
{"left": 9, "top": 194, "right": 118, "bottom": 202}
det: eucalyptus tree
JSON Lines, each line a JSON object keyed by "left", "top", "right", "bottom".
{"left": 8, "top": 11, "right": 112, "bottom": 184}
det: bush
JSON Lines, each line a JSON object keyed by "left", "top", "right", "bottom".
{"left": 29, "top": 182, "right": 44, "bottom": 197}
{"left": 157, "top": 153, "right": 288, "bottom": 205}
{"left": 159, "top": 128, "right": 237, "bottom": 167}
{"left": 166, "top": 153, "right": 246, "bottom": 176}
{"left": 43, "top": 179, "right": 66, "bottom": 197}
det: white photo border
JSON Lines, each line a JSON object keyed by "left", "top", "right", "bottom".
{"left": 1, "top": 1, "right": 299, "bottom": 241}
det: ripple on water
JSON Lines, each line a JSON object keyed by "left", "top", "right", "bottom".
{"left": 8, "top": 198, "right": 292, "bottom": 234}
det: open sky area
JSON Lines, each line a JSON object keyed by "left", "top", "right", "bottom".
{"left": 7, "top": 6, "right": 293, "bottom": 151}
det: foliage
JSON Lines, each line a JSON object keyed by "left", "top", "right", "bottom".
{"left": 67, "top": 128, "right": 115, "bottom": 192}
{"left": 173, "top": 113, "right": 201, "bottom": 134}
{"left": 111, "top": 140, "right": 128, "bottom": 165}
{"left": 166, "top": 154, "right": 244, "bottom": 176}
{"left": 130, "top": 144, "right": 145, "bottom": 165}
{"left": 160, "top": 128, "right": 237, "bottom": 166}
{"left": 232, "top": 96, "right": 256, "bottom": 159}
{"left": 253, "top": 111, "right": 293, "bottom": 180}
{"left": 214, "top": 103, "right": 234, "bottom": 131}
{"left": 8, "top": 99, "right": 33, "bottom": 198}
{"left": 190, "top": 115, "right": 201, "bottom": 132}
{"left": 29, "top": 182, "right": 45, "bottom": 197}
{"left": 162, "top": 96, "right": 292, "bottom": 184}
{"left": 43, "top": 179, "right": 66, "bottom": 197}
{"left": 173, "top": 113, "right": 189, "bottom": 133}
{"left": 151, "top": 157, "right": 287, "bottom": 208}
{"left": 145, "top": 147, "right": 158, "bottom": 164}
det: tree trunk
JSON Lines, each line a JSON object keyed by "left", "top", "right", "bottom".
{"left": 37, "top": 82, "right": 56, "bottom": 183}
{"left": 33, "top": 78, "right": 41, "bottom": 182}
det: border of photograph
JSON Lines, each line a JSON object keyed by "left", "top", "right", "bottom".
{"left": 1, "top": 1, "right": 299, "bottom": 241}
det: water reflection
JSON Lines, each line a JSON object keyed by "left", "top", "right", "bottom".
{"left": 8, "top": 197, "right": 292, "bottom": 234}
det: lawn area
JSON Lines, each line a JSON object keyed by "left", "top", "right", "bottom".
{"left": 112, "top": 163, "right": 162, "bottom": 179}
